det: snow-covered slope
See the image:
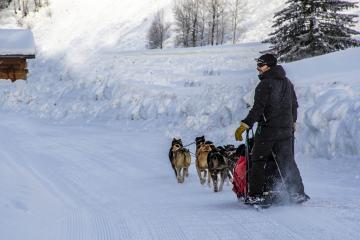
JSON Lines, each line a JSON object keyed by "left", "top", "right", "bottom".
{"left": 0, "top": 2, "right": 360, "bottom": 239}
{"left": 30, "top": 0, "right": 172, "bottom": 57}
{"left": 25, "top": 0, "right": 286, "bottom": 56}
{"left": 28, "top": 0, "right": 360, "bottom": 55}
{"left": 0, "top": 0, "right": 359, "bottom": 159}
{"left": 0, "top": 43, "right": 359, "bottom": 159}
{"left": 1, "top": 0, "right": 359, "bottom": 54}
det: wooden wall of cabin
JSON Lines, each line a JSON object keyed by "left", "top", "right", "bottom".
{"left": 0, "top": 58, "right": 28, "bottom": 81}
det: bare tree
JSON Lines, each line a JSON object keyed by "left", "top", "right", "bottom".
{"left": 198, "top": 0, "right": 207, "bottom": 46}
{"left": 206, "top": 0, "right": 227, "bottom": 45}
{"left": 173, "top": 0, "right": 236, "bottom": 47}
{"left": 190, "top": 0, "right": 200, "bottom": 47}
{"left": 11, "top": 0, "right": 47, "bottom": 16}
{"left": 22, "top": 0, "right": 29, "bottom": 17}
{"left": 13, "top": 0, "right": 17, "bottom": 14}
{"left": 16, "top": 0, "right": 21, "bottom": 13}
{"left": 173, "top": 0, "right": 192, "bottom": 47}
{"left": 34, "top": 0, "right": 43, "bottom": 11}
{"left": 229, "top": 0, "right": 245, "bottom": 44}
{"left": 216, "top": 1, "right": 228, "bottom": 45}
{"left": 0, "top": 0, "right": 11, "bottom": 10}
{"left": 147, "top": 10, "right": 171, "bottom": 49}
{"left": 174, "top": 0, "right": 215, "bottom": 47}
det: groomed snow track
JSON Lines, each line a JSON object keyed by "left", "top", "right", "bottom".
{"left": 0, "top": 111, "right": 359, "bottom": 240}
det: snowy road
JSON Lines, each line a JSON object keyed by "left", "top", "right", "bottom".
{"left": 0, "top": 111, "right": 359, "bottom": 240}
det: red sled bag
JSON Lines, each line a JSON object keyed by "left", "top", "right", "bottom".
{"left": 232, "top": 131, "right": 254, "bottom": 199}
{"left": 232, "top": 155, "right": 247, "bottom": 198}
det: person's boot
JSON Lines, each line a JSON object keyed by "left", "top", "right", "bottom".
{"left": 290, "top": 193, "right": 310, "bottom": 204}
{"left": 244, "top": 196, "right": 265, "bottom": 205}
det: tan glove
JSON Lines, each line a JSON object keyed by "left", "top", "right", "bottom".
{"left": 235, "top": 122, "right": 250, "bottom": 141}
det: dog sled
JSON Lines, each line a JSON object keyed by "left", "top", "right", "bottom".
{"left": 232, "top": 130, "right": 283, "bottom": 208}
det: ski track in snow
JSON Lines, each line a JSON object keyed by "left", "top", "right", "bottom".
{"left": 0, "top": 111, "right": 359, "bottom": 240}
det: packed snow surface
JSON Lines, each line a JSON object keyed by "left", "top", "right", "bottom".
{"left": 0, "top": 29, "right": 35, "bottom": 56}
{"left": 0, "top": 110, "right": 359, "bottom": 240}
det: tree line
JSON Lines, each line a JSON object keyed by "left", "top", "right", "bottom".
{"left": 148, "top": 0, "right": 360, "bottom": 62}
{"left": 0, "top": 0, "right": 49, "bottom": 17}
{"left": 148, "top": 0, "right": 245, "bottom": 49}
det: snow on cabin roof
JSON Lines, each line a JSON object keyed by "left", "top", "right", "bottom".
{"left": 0, "top": 29, "right": 36, "bottom": 58}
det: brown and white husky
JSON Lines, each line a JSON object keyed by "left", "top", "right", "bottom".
{"left": 171, "top": 143, "right": 192, "bottom": 183}
{"left": 195, "top": 140, "right": 212, "bottom": 186}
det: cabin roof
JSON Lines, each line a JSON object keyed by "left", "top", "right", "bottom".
{"left": 0, "top": 29, "right": 36, "bottom": 59}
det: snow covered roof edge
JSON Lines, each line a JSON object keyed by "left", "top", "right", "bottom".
{"left": 0, "top": 29, "right": 36, "bottom": 58}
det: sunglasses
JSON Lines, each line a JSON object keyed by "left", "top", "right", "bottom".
{"left": 256, "top": 58, "right": 266, "bottom": 68}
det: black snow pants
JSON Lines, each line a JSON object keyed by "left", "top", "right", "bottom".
{"left": 249, "top": 126, "right": 305, "bottom": 196}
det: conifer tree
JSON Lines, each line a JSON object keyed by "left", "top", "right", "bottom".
{"left": 264, "top": 0, "right": 360, "bottom": 62}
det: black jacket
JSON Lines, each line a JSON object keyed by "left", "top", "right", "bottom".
{"left": 242, "top": 65, "right": 298, "bottom": 132}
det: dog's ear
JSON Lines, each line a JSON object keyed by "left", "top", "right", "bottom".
{"left": 195, "top": 136, "right": 205, "bottom": 141}
{"left": 224, "top": 144, "right": 233, "bottom": 149}
{"left": 172, "top": 137, "right": 182, "bottom": 143}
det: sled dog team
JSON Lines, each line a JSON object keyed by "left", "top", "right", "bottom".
{"left": 169, "top": 136, "right": 239, "bottom": 192}
{"left": 168, "top": 53, "right": 309, "bottom": 204}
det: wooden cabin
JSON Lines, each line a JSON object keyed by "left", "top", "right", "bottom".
{"left": 0, "top": 29, "right": 36, "bottom": 82}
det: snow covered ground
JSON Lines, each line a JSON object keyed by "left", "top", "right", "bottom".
{"left": 0, "top": 43, "right": 359, "bottom": 159}
{"left": 1, "top": 46, "right": 360, "bottom": 240}
{"left": 0, "top": 110, "right": 359, "bottom": 240}
{"left": 0, "top": 0, "right": 360, "bottom": 239}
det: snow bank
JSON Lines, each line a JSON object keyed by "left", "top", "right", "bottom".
{"left": 0, "top": 43, "right": 359, "bottom": 159}
{"left": 0, "top": 43, "right": 262, "bottom": 135}
{"left": 286, "top": 47, "right": 360, "bottom": 158}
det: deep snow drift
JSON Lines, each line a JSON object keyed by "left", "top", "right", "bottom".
{"left": 0, "top": 43, "right": 360, "bottom": 160}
